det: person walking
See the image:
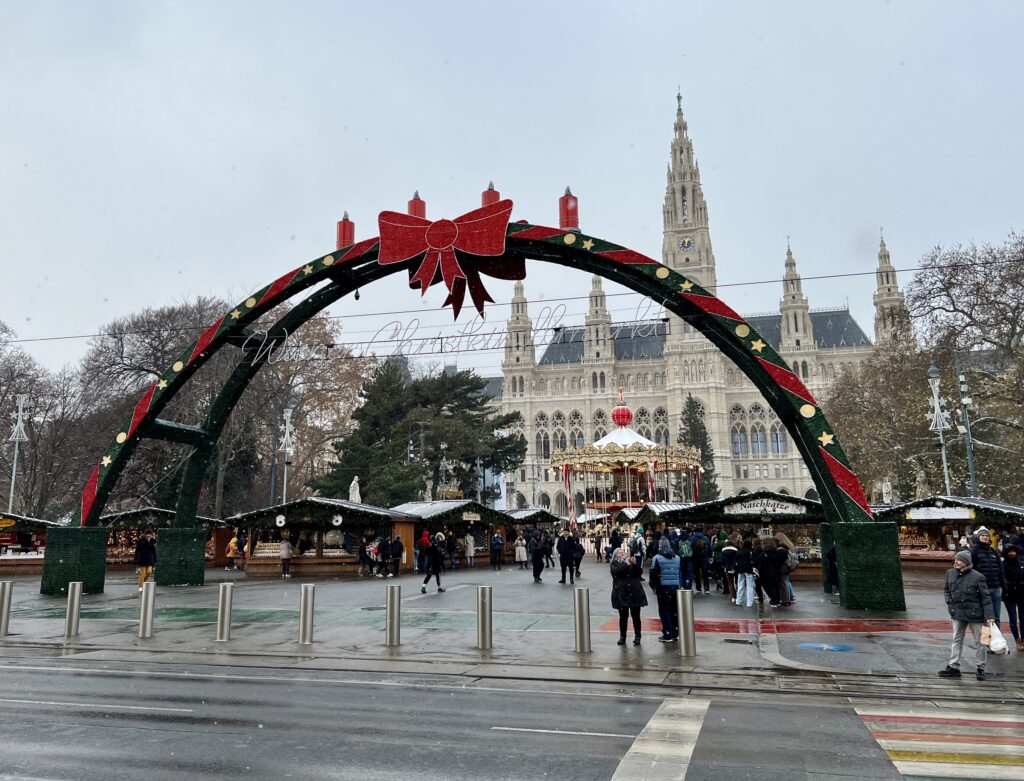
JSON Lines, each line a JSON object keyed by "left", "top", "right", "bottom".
{"left": 357, "top": 536, "right": 370, "bottom": 577}
{"left": 774, "top": 532, "right": 797, "bottom": 606}
{"left": 971, "top": 527, "right": 1004, "bottom": 625}
{"left": 691, "top": 529, "right": 711, "bottom": 595}
{"left": 377, "top": 535, "right": 392, "bottom": 578}
{"left": 421, "top": 533, "right": 447, "bottom": 594}
{"left": 1002, "top": 544, "right": 1024, "bottom": 651}
{"left": 446, "top": 530, "right": 458, "bottom": 571}
{"left": 760, "top": 539, "right": 782, "bottom": 607}
{"left": 557, "top": 530, "right": 576, "bottom": 584}
{"left": 650, "top": 538, "right": 682, "bottom": 642}
{"left": 389, "top": 535, "right": 403, "bottom": 577}
{"left": 279, "top": 535, "right": 292, "bottom": 579}
{"left": 514, "top": 532, "right": 528, "bottom": 569}
{"left": 573, "top": 533, "right": 585, "bottom": 579}
{"left": 225, "top": 532, "right": 242, "bottom": 571}
{"left": 528, "top": 530, "right": 545, "bottom": 583}
{"left": 721, "top": 534, "right": 740, "bottom": 602}
{"left": 417, "top": 529, "right": 431, "bottom": 574}
{"left": 735, "top": 537, "right": 755, "bottom": 607}
{"left": 490, "top": 530, "right": 505, "bottom": 571}
{"left": 134, "top": 528, "right": 157, "bottom": 592}
{"left": 610, "top": 548, "right": 648, "bottom": 646}
{"left": 939, "top": 549, "right": 996, "bottom": 680}
{"left": 542, "top": 532, "right": 555, "bottom": 569}
{"left": 463, "top": 530, "right": 476, "bottom": 568}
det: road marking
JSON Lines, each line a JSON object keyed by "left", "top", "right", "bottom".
{"left": 0, "top": 697, "right": 193, "bottom": 713}
{"left": 610, "top": 698, "right": 711, "bottom": 780}
{"left": 890, "top": 760, "right": 1024, "bottom": 779}
{"left": 492, "top": 726, "right": 633, "bottom": 739}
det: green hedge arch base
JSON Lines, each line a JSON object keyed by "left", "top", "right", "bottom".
{"left": 67, "top": 204, "right": 903, "bottom": 610}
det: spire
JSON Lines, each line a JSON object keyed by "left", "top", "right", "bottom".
{"left": 780, "top": 241, "right": 811, "bottom": 350}
{"left": 873, "top": 232, "right": 908, "bottom": 343}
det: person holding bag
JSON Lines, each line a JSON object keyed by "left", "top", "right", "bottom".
{"left": 939, "top": 549, "right": 996, "bottom": 681}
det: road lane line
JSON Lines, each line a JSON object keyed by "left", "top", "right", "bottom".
{"left": 892, "top": 760, "right": 1024, "bottom": 779}
{"left": 0, "top": 697, "right": 193, "bottom": 713}
{"left": 610, "top": 698, "right": 711, "bottom": 781}
{"left": 492, "top": 726, "right": 633, "bottom": 738}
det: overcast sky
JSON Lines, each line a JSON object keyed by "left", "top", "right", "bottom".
{"left": 2, "top": 1, "right": 1020, "bottom": 377}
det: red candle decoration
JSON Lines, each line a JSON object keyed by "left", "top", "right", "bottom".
{"left": 559, "top": 186, "right": 579, "bottom": 232}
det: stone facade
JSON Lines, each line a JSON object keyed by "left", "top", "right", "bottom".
{"left": 494, "top": 96, "right": 908, "bottom": 517}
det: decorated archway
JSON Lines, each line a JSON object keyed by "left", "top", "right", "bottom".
{"left": 58, "top": 196, "right": 902, "bottom": 609}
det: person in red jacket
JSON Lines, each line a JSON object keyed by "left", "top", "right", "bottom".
{"left": 417, "top": 529, "right": 431, "bottom": 574}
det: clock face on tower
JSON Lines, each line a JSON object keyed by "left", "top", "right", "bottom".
{"left": 678, "top": 236, "right": 694, "bottom": 250}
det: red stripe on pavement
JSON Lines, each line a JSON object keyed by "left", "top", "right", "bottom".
{"left": 860, "top": 714, "right": 1024, "bottom": 729}
{"left": 596, "top": 617, "right": 951, "bottom": 634}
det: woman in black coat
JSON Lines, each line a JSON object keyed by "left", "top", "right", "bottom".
{"left": 1003, "top": 544, "right": 1024, "bottom": 651}
{"left": 610, "top": 548, "right": 648, "bottom": 645}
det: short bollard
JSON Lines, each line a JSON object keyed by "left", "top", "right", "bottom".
{"left": 573, "top": 587, "right": 592, "bottom": 654}
{"left": 477, "top": 586, "right": 492, "bottom": 650}
{"left": 216, "top": 582, "right": 234, "bottom": 642}
{"left": 64, "top": 581, "right": 83, "bottom": 640}
{"left": 298, "top": 584, "right": 315, "bottom": 645}
{"left": 0, "top": 581, "right": 13, "bottom": 639}
{"left": 138, "top": 581, "right": 156, "bottom": 639}
{"left": 676, "top": 588, "right": 697, "bottom": 657}
{"left": 385, "top": 585, "right": 401, "bottom": 647}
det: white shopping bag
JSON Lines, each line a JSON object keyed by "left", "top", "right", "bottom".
{"left": 988, "top": 624, "right": 1010, "bottom": 655}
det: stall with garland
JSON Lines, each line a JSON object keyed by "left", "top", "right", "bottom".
{"left": 0, "top": 513, "right": 60, "bottom": 575}
{"left": 97, "top": 507, "right": 225, "bottom": 569}
{"left": 390, "top": 499, "right": 515, "bottom": 565}
{"left": 234, "top": 497, "right": 417, "bottom": 576}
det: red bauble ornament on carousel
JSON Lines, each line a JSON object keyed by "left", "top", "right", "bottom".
{"left": 611, "top": 388, "right": 633, "bottom": 427}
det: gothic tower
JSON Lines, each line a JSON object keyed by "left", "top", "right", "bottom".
{"left": 502, "top": 280, "right": 535, "bottom": 397}
{"left": 583, "top": 275, "right": 612, "bottom": 363}
{"left": 873, "top": 234, "right": 908, "bottom": 344}
{"left": 779, "top": 242, "right": 814, "bottom": 351}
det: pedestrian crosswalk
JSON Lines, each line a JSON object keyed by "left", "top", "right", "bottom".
{"left": 856, "top": 706, "right": 1024, "bottom": 780}
{"left": 611, "top": 698, "right": 710, "bottom": 780}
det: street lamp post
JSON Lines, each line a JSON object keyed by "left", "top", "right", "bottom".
{"left": 926, "top": 364, "right": 953, "bottom": 496}
{"left": 954, "top": 355, "right": 979, "bottom": 497}
{"left": 279, "top": 406, "right": 296, "bottom": 504}
{"left": 8, "top": 395, "right": 29, "bottom": 514}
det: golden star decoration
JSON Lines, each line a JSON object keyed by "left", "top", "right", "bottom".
{"left": 750, "top": 339, "right": 766, "bottom": 353}
{"left": 101, "top": 455, "right": 112, "bottom": 467}
{"left": 679, "top": 280, "right": 694, "bottom": 291}
{"left": 157, "top": 380, "right": 168, "bottom": 390}
{"left": 581, "top": 238, "right": 594, "bottom": 250}
{"left": 229, "top": 309, "right": 242, "bottom": 320}
{"left": 303, "top": 265, "right": 314, "bottom": 275}
{"left": 817, "top": 432, "right": 835, "bottom": 446}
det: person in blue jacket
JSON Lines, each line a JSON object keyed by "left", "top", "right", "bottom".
{"left": 650, "top": 537, "right": 682, "bottom": 642}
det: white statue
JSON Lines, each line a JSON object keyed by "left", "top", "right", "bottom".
{"left": 881, "top": 479, "right": 893, "bottom": 505}
{"left": 349, "top": 475, "right": 361, "bottom": 503}
{"left": 914, "top": 468, "right": 930, "bottom": 500}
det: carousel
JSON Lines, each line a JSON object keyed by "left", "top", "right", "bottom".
{"left": 550, "top": 392, "right": 702, "bottom": 525}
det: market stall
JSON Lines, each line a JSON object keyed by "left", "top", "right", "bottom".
{"left": 0, "top": 513, "right": 59, "bottom": 575}
{"left": 234, "top": 497, "right": 417, "bottom": 577}
{"left": 97, "top": 507, "right": 225, "bottom": 569}
{"left": 390, "top": 500, "right": 516, "bottom": 565}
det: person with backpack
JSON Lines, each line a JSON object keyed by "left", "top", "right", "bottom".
{"left": 678, "top": 532, "right": 694, "bottom": 590}
{"left": 774, "top": 533, "right": 797, "bottom": 606}
{"left": 734, "top": 537, "right": 755, "bottom": 607}
{"left": 421, "top": 533, "right": 447, "bottom": 594}
{"left": 489, "top": 530, "right": 505, "bottom": 571}
{"left": 629, "top": 529, "right": 647, "bottom": 572}
{"left": 650, "top": 537, "right": 682, "bottom": 642}
{"left": 691, "top": 529, "right": 711, "bottom": 595}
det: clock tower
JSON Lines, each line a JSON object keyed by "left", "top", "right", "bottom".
{"left": 662, "top": 92, "right": 717, "bottom": 290}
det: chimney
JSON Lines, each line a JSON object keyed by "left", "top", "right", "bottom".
{"left": 335, "top": 211, "right": 354, "bottom": 250}
{"left": 559, "top": 186, "right": 579, "bottom": 232}
{"left": 407, "top": 190, "right": 426, "bottom": 219}
{"left": 481, "top": 181, "right": 500, "bottom": 207}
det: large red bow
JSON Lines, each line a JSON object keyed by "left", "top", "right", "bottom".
{"left": 377, "top": 199, "right": 522, "bottom": 318}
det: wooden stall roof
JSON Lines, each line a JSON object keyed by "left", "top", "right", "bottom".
{"left": 632, "top": 503, "right": 695, "bottom": 528}
{"left": 640, "top": 490, "right": 826, "bottom": 526}
{"left": 390, "top": 499, "right": 512, "bottom": 530}
{"left": 0, "top": 512, "right": 63, "bottom": 533}
{"left": 232, "top": 497, "right": 414, "bottom": 530}
{"left": 98, "top": 507, "right": 223, "bottom": 529}
{"left": 507, "top": 507, "right": 562, "bottom": 527}
{"left": 612, "top": 507, "right": 642, "bottom": 526}
{"left": 874, "top": 495, "right": 1024, "bottom": 527}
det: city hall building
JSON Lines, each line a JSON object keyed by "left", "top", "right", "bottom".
{"left": 494, "top": 96, "right": 908, "bottom": 516}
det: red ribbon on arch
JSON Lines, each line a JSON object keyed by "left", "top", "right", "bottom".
{"left": 377, "top": 199, "right": 522, "bottom": 318}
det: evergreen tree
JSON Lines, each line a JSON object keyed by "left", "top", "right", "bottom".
{"left": 678, "top": 393, "right": 720, "bottom": 501}
{"left": 311, "top": 362, "right": 526, "bottom": 507}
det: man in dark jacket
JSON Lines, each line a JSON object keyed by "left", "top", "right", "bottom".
{"left": 528, "top": 531, "right": 545, "bottom": 583}
{"left": 389, "top": 536, "right": 404, "bottom": 577}
{"left": 557, "top": 530, "right": 575, "bottom": 584}
{"left": 971, "top": 526, "right": 1004, "bottom": 625}
{"left": 940, "top": 549, "right": 996, "bottom": 680}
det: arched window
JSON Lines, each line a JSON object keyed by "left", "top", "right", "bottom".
{"left": 731, "top": 425, "right": 749, "bottom": 457}
{"left": 801, "top": 361, "right": 809, "bottom": 379}
{"left": 571, "top": 377, "right": 579, "bottom": 391}
{"left": 750, "top": 424, "right": 768, "bottom": 457}
{"left": 553, "top": 430, "right": 567, "bottom": 450}
{"left": 591, "top": 372, "right": 598, "bottom": 390}
{"left": 570, "top": 428, "right": 584, "bottom": 448}
{"left": 542, "top": 433, "right": 550, "bottom": 458}
{"left": 534, "top": 412, "right": 548, "bottom": 429}
{"left": 654, "top": 425, "right": 669, "bottom": 445}
{"left": 535, "top": 432, "right": 544, "bottom": 455}
{"left": 555, "top": 377, "right": 563, "bottom": 393}
{"left": 727, "top": 369, "right": 735, "bottom": 385}
{"left": 599, "top": 372, "right": 606, "bottom": 391}
{"left": 518, "top": 376, "right": 525, "bottom": 395}
{"left": 770, "top": 423, "right": 787, "bottom": 456}
{"left": 749, "top": 403, "right": 766, "bottom": 421}
{"left": 805, "top": 488, "right": 820, "bottom": 501}
{"left": 553, "top": 491, "right": 568, "bottom": 517}
{"left": 777, "top": 488, "right": 790, "bottom": 496}
{"left": 729, "top": 404, "right": 747, "bottom": 424}
{"left": 539, "top": 492, "right": 551, "bottom": 509}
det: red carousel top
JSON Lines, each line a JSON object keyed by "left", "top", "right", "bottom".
{"left": 610, "top": 388, "right": 633, "bottom": 428}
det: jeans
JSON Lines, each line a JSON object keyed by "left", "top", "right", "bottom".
{"left": 680, "top": 560, "right": 693, "bottom": 590}
{"left": 466, "top": 555, "right": 474, "bottom": 568}
{"left": 989, "top": 587, "right": 1003, "bottom": 624}
{"left": 949, "top": 619, "right": 986, "bottom": 671}
{"left": 657, "top": 585, "right": 679, "bottom": 638}
{"left": 449, "top": 551, "right": 457, "bottom": 569}
{"left": 1005, "top": 598, "right": 1024, "bottom": 640}
{"left": 735, "top": 573, "right": 755, "bottom": 607}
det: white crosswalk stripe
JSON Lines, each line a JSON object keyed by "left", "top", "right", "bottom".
{"left": 610, "top": 698, "right": 711, "bottom": 781}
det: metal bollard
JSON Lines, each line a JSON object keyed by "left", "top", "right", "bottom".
{"left": 216, "top": 582, "right": 233, "bottom": 642}
{"left": 676, "top": 588, "right": 697, "bottom": 657}
{"left": 64, "top": 581, "right": 83, "bottom": 640}
{"left": 138, "top": 581, "right": 156, "bottom": 639}
{"left": 298, "top": 584, "right": 315, "bottom": 645}
{"left": 573, "top": 587, "right": 592, "bottom": 654}
{"left": 477, "top": 586, "right": 492, "bottom": 650}
{"left": 0, "top": 581, "right": 12, "bottom": 639}
{"left": 385, "top": 585, "right": 401, "bottom": 647}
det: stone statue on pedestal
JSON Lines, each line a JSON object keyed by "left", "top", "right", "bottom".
{"left": 348, "top": 475, "right": 361, "bottom": 503}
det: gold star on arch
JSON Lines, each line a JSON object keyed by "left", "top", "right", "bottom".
{"left": 101, "top": 455, "right": 112, "bottom": 467}
{"left": 751, "top": 339, "right": 766, "bottom": 353}
{"left": 303, "top": 264, "right": 314, "bottom": 275}
{"left": 157, "top": 380, "right": 168, "bottom": 390}
{"left": 229, "top": 309, "right": 242, "bottom": 320}
{"left": 679, "top": 280, "right": 694, "bottom": 291}
{"left": 817, "top": 431, "right": 835, "bottom": 446}
{"left": 581, "top": 238, "right": 594, "bottom": 251}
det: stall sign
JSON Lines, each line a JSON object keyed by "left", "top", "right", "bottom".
{"left": 0, "top": 518, "right": 16, "bottom": 529}
{"left": 906, "top": 507, "right": 974, "bottom": 520}
{"left": 462, "top": 512, "right": 481, "bottom": 522}
{"left": 724, "top": 498, "right": 807, "bottom": 515}
{"left": 0, "top": 532, "right": 16, "bottom": 545}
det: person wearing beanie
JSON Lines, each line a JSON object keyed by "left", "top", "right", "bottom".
{"left": 971, "top": 527, "right": 1005, "bottom": 625}
{"left": 940, "top": 549, "right": 995, "bottom": 680}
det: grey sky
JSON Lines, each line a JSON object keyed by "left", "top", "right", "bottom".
{"left": 1, "top": 1, "right": 1020, "bottom": 376}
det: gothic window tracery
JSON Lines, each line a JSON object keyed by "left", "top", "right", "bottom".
{"left": 750, "top": 423, "right": 768, "bottom": 457}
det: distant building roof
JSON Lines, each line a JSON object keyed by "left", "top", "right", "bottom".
{"left": 481, "top": 376, "right": 503, "bottom": 399}
{"left": 537, "top": 309, "right": 870, "bottom": 366}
